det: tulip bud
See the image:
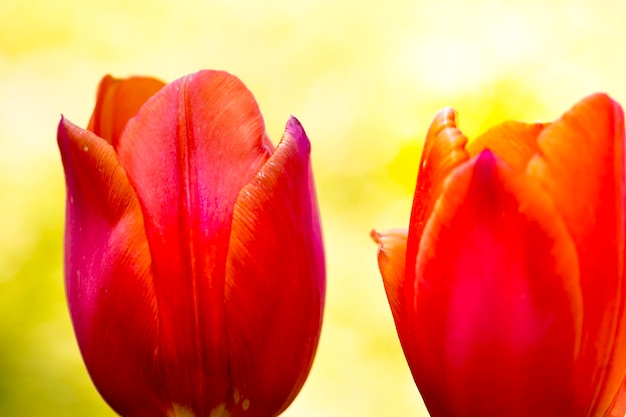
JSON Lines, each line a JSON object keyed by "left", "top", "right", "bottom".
{"left": 374, "top": 95, "right": 626, "bottom": 417}
{"left": 58, "top": 70, "right": 325, "bottom": 417}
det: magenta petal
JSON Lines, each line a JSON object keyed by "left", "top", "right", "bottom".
{"left": 412, "top": 151, "right": 582, "bottom": 417}
{"left": 57, "top": 117, "right": 162, "bottom": 416}
{"left": 223, "top": 116, "right": 325, "bottom": 416}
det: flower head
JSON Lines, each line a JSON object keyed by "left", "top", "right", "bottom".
{"left": 58, "top": 70, "right": 325, "bottom": 417}
{"left": 374, "top": 94, "right": 626, "bottom": 417}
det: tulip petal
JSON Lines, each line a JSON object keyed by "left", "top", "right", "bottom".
{"left": 605, "top": 377, "right": 626, "bottom": 417}
{"left": 526, "top": 94, "right": 626, "bottom": 414}
{"left": 403, "top": 108, "right": 470, "bottom": 371}
{"left": 87, "top": 75, "right": 165, "bottom": 147}
{"left": 466, "top": 121, "right": 546, "bottom": 172}
{"left": 406, "top": 108, "right": 470, "bottom": 261}
{"left": 223, "top": 117, "right": 325, "bottom": 416}
{"left": 371, "top": 228, "right": 408, "bottom": 334}
{"left": 412, "top": 150, "right": 582, "bottom": 417}
{"left": 57, "top": 118, "right": 163, "bottom": 416}
{"left": 116, "top": 70, "right": 274, "bottom": 412}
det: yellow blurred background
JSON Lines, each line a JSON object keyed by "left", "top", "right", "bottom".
{"left": 1, "top": 0, "right": 625, "bottom": 415}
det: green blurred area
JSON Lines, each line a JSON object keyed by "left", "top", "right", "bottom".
{"left": 1, "top": 0, "right": 626, "bottom": 415}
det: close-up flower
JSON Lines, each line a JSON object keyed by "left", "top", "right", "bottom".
{"left": 373, "top": 94, "right": 626, "bottom": 417}
{"left": 57, "top": 70, "right": 325, "bottom": 417}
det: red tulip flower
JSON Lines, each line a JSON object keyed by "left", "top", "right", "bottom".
{"left": 57, "top": 70, "right": 325, "bottom": 417}
{"left": 373, "top": 94, "right": 626, "bottom": 417}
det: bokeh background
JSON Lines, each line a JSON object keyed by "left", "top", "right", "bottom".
{"left": 1, "top": 0, "right": 626, "bottom": 415}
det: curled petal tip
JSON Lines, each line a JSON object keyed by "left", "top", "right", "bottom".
{"left": 430, "top": 107, "right": 459, "bottom": 134}
{"left": 370, "top": 228, "right": 381, "bottom": 243}
{"left": 284, "top": 115, "right": 310, "bottom": 146}
{"left": 286, "top": 115, "right": 303, "bottom": 129}
{"left": 371, "top": 228, "right": 408, "bottom": 247}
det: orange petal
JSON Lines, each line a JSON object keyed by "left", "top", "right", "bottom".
{"left": 407, "top": 108, "right": 470, "bottom": 251}
{"left": 406, "top": 108, "right": 470, "bottom": 277}
{"left": 87, "top": 74, "right": 165, "bottom": 147}
{"left": 403, "top": 108, "right": 470, "bottom": 372}
{"left": 604, "top": 376, "right": 626, "bottom": 417}
{"left": 223, "top": 117, "right": 325, "bottom": 416}
{"left": 526, "top": 94, "right": 626, "bottom": 414}
{"left": 371, "top": 228, "right": 408, "bottom": 334}
{"left": 466, "top": 121, "right": 546, "bottom": 172}
{"left": 57, "top": 117, "right": 163, "bottom": 415}
{"left": 411, "top": 150, "right": 582, "bottom": 417}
